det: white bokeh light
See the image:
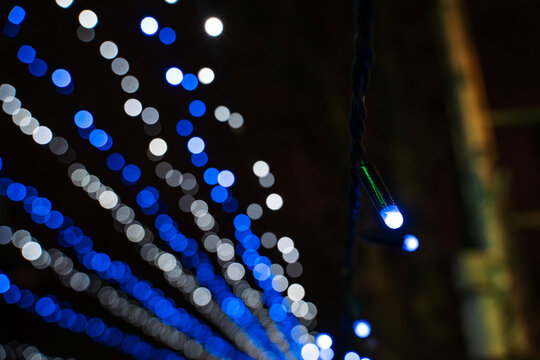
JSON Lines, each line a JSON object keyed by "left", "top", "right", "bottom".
{"left": 22, "top": 242, "right": 42, "bottom": 261}
{"left": 149, "top": 138, "right": 168, "bottom": 156}
{"left": 198, "top": 67, "right": 215, "bottom": 84}
{"left": 253, "top": 160, "right": 270, "bottom": 177}
{"left": 204, "top": 17, "right": 223, "bottom": 37}
{"left": 79, "top": 10, "right": 98, "bottom": 29}
{"left": 32, "top": 126, "right": 53, "bottom": 145}
{"left": 301, "top": 344, "right": 320, "bottom": 360}
{"left": 165, "top": 67, "right": 183, "bottom": 86}
{"left": 140, "top": 17, "right": 159, "bottom": 35}
{"left": 266, "top": 193, "right": 283, "bottom": 210}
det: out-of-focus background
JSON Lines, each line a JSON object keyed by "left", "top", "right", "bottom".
{"left": 0, "top": 0, "right": 539, "bottom": 359}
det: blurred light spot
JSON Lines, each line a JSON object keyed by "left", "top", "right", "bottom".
{"left": 253, "top": 160, "right": 270, "bottom": 177}
{"left": 111, "top": 57, "right": 129, "bottom": 75}
{"left": 98, "top": 190, "right": 118, "bottom": 209}
{"left": 32, "top": 126, "right": 53, "bottom": 145}
{"left": 204, "top": 17, "right": 223, "bottom": 37}
{"left": 121, "top": 75, "right": 139, "bottom": 93}
{"left": 287, "top": 283, "right": 305, "bottom": 301}
{"left": 124, "top": 98, "right": 142, "bottom": 117}
{"left": 217, "top": 170, "right": 234, "bottom": 188}
{"left": 29, "top": 59, "right": 48, "bottom": 77}
{"left": 210, "top": 185, "right": 228, "bottom": 203}
{"left": 189, "top": 100, "right": 206, "bottom": 117}
{"left": 403, "top": 234, "right": 419, "bottom": 252}
{"left": 353, "top": 320, "right": 371, "bottom": 338}
{"left": 165, "top": 67, "right": 183, "bottom": 86}
{"left": 287, "top": 262, "right": 303, "bottom": 278}
{"left": 79, "top": 10, "right": 98, "bottom": 29}
{"left": 106, "top": 153, "right": 124, "bottom": 171}
{"left": 182, "top": 74, "right": 198, "bottom": 91}
{"left": 77, "top": 26, "right": 95, "bottom": 42}
{"left": 0, "top": 226, "right": 12, "bottom": 245}
{"left": 17, "top": 45, "right": 36, "bottom": 64}
{"left": 320, "top": 348, "right": 334, "bottom": 360}
{"left": 259, "top": 171, "right": 275, "bottom": 187}
{"left": 344, "top": 352, "right": 361, "bottom": 360}
{"left": 70, "top": 272, "right": 90, "bottom": 291}
{"left": 55, "top": 0, "right": 74, "bottom": 8}
{"left": 159, "top": 27, "right": 176, "bottom": 45}
{"left": 89, "top": 129, "right": 108, "bottom": 147}
{"left": 165, "top": 0, "right": 178, "bottom": 3}
{"left": 192, "top": 287, "right": 211, "bottom": 307}
{"left": 246, "top": 203, "right": 263, "bottom": 220}
{"left": 8, "top": 6, "right": 26, "bottom": 25}
{"left": 141, "top": 107, "right": 159, "bottom": 125}
{"left": 122, "top": 164, "right": 141, "bottom": 183}
{"left": 283, "top": 248, "right": 299, "bottom": 263}
{"left": 99, "top": 41, "right": 118, "bottom": 59}
{"left": 22, "top": 242, "right": 42, "bottom": 261}
{"left": 0, "top": 84, "right": 16, "bottom": 101}
{"left": 126, "top": 223, "right": 145, "bottom": 242}
{"left": 51, "top": 69, "right": 72, "bottom": 88}
{"left": 149, "top": 138, "right": 167, "bottom": 156}
{"left": 228, "top": 112, "right": 244, "bottom": 129}
{"left": 261, "top": 232, "right": 277, "bottom": 249}
{"left": 35, "top": 297, "right": 56, "bottom": 317}
{"left": 176, "top": 119, "right": 193, "bottom": 136}
{"left": 214, "top": 106, "right": 230, "bottom": 122}
{"left": 187, "top": 137, "right": 205, "bottom": 154}
{"left": 74, "top": 110, "right": 93, "bottom": 129}
{"left": 266, "top": 193, "right": 283, "bottom": 210}
{"left": 272, "top": 275, "right": 288, "bottom": 292}
{"left": 140, "top": 17, "right": 159, "bottom": 35}
{"left": 316, "top": 334, "right": 332, "bottom": 349}
{"left": 301, "top": 344, "right": 319, "bottom": 360}
{"left": 198, "top": 68, "right": 215, "bottom": 85}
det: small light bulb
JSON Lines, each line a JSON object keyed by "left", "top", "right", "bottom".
{"left": 380, "top": 205, "right": 403, "bottom": 229}
{"left": 403, "top": 234, "right": 419, "bottom": 252}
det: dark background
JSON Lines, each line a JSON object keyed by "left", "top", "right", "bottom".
{"left": 0, "top": 0, "right": 539, "bottom": 359}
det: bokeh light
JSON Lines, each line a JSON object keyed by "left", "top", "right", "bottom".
{"left": 266, "top": 193, "right": 283, "bottom": 210}
{"left": 189, "top": 100, "right": 206, "bottom": 117}
{"left": 17, "top": 45, "right": 36, "bottom": 64}
{"left": 217, "top": 170, "right": 234, "bottom": 188}
{"left": 353, "top": 320, "right": 371, "bottom": 338}
{"left": 198, "top": 68, "right": 215, "bottom": 85}
{"left": 165, "top": 67, "right": 183, "bottom": 86}
{"left": 316, "top": 333, "right": 332, "bottom": 349}
{"left": 140, "top": 17, "right": 159, "bottom": 35}
{"left": 403, "top": 234, "right": 419, "bottom": 252}
{"left": 8, "top": 6, "right": 26, "bottom": 25}
{"left": 55, "top": 0, "right": 74, "bottom": 9}
{"left": 149, "top": 138, "right": 168, "bottom": 156}
{"left": 78, "top": 10, "right": 98, "bottom": 29}
{"left": 181, "top": 74, "right": 198, "bottom": 91}
{"left": 158, "top": 27, "right": 176, "bottom": 45}
{"left": 204, "top": 17, "right": 223, "bottom": 37}
{"left": 100, "top": 41, "right": 118, "bottom": 59}
{"left": 51, "top": 69, "right": 72, "bottom": 88}
{"left": 187, "top": 137, "right": 205, "bottom": 154}
{"left": 344, "top": 352, "right": 361, "bottom": 360}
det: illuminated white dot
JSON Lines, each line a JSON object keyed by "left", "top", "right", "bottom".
{"left": 70, "top": 272, "right": 90, "bottom": 291}
{"left": 204, "top": 17, "right": 223, "bottom": 37}
{"left": 126, "top": 223, "right": 145, "bottom": 242}
{"left": 187, "top": 137, "right": 205, "bottom": 154}
{"left": 272, "top": 275, "right": 288, "bottom": 292}
{"left": 344, "top": 352, "right": 361, "bottom": 360}
{"left": 157, "top": 253, "right": 176, "bottom": 272}
{"left": 124, "top": 98, "right": 143, "bottom": 117}
{"left": 55, "top": 0, "right": 74, "bottom": 8}
{"left": 198, "top": 67, "right": 215, "bottom": 84}
{"left": 266, "top": 193, "right": 283, "bottom": 210}
{"left": 320, "top": 348, "right": 334, "bottom": 360}
{"left": 142, "top": 107, "right": 159, "bottom": 125}
{"left": 165, "top": 0, "right": 178, "bottom": 4}
{"left": 217, "top": 243, "right": 235, "bottom": 261}
{"left": 301, "top": 343, "right": 319, "bottom": 360}
{"left": 226, "top": 262, "right": 245, "bottom": 281}
{"left": 99, "top": 41, "right": 118, "bottom": 59}
{"left": 277, "top": 237, "right": 294, "bottom": 253}
{"left": 217, "top": 170, "right": 235, "bottom": 187}
{"left": 140, "top": 17, "right": 159, "bottom": 35}
{"left": 149, "top": 138, "right": 168, "bottom": 156}
{"left": 380, "top": 205, "right": 403, "bottom": 229}
{"left": 316, "top": 334, "right": 332, "bottom": 349}
{"left": 79, "top": 10, "right": 98, "bottom": 29}
{"left": 403, "top": 234, "right": 419, "bottom": 252}
{"left": 165, "top": 67, "right": 183, "bottom": 86}
{"left": 214, "top": 106, "right": 230, "bottom": 122}
{"left": 192, "top": 287, "right": 211, "bottom": 307}
{"left": 353, "top": 320, "right": 371, "bottom": 338}
{"left": 98, "top": 190, "right": 118, "bottom": 209}
{"left": 287, "top": 283, "right": 305, "bottom": 301}
{"left": 22, "top": 242, "right": 42, "bottom": 261}
{"left": 32, "top": 126, "right": 53, "bottom": 145}
{"left": 253, "top": 160, "right": 270, "bottom": 177}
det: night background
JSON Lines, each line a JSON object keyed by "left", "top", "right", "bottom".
{"left": 0, "top": 0, "right": 539, "bottom": 359}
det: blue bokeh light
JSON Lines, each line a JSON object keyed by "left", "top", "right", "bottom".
{"left": 8, "top": 6, "right": 26, "bottom": 25}
{"left": 74, "top": 110, "right": 94, "bottom": 129}
{"left": 188, "top": 100, "right": 206, "bottom": 117}
{"left": 17, "top": 45, "right": 36, "bottom": 64}
{"left": 45, "top": 210, "right": 64, "bottom": 229}
{"left": 159, "top": 27, "right": 176, "bottom": 45}
{"left": 3, "top": 284, "right": 21, "bottom": 303}
{"left": 3, "top": 22, "right": 20, "bottom": 37}
{"left": 89, "top": 129, "right": 108, "bottom": 148}
{"left": 233, "top": 214, "right": 251, "bottom": 231}
{"left": 106, "top": 153, "right": 125, "bottom": 171}
{"left": 204, "top": 168, "right": 219, "bottom": 185}
{"left": 176, "top": 119, "right": 193, "bottom": 136}
{"left": 0, "top": 274, "right": 10, "bottom": 293}
{"left": 316, "top": 333, "right": 333, "bottom": 349}
{"left": 122, "top": 164, "right": 141, "bottom": 183}
{"left": 187, "top": 137, "right": 205, "bottom": 154}
{"left": 181, "top": 74, "right": 198, "bottom": 91}
{"left": 32, "top": 197, "right": 52, "bottom": 216}
{"left": 353, "top": 320, "right": 371, "bottom": 338}
{"left": 191, "top": 152, "right": 208, "bottom": 167}
{"left": 403, "top": 234, "right": 419, "bottom": 252}
{"left": 7, "top": 183, "right": 26, "bottom": 201}
{"left": 51, "top": 69, "right": 72, "bottom": 87}
{"left": 210, "top": 185, "right": 228, "bottom": 203}
{"left": 344, "top": 352, "right": 361, "bottom": 360}
{"left": 29, "top": 59, "right": 48, "bottom": 77}
{"left": 35, "top": 296, "right": 56, "bottom": 317}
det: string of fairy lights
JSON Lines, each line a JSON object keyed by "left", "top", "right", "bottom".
{"left": 0, "top": 1, "right": 417, "bottom": 359}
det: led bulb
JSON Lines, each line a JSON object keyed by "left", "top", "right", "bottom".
{"left": 380, "top": 205, "right": 403, "bottom": 229}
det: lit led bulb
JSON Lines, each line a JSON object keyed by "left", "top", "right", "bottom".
{"left": 403, "top": 234, "right": 419, "bottom": 252}
{"left": 380, "top": 205, "right": 403, "bottom": 229}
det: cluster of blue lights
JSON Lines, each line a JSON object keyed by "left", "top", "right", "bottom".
{"left": 0, "top": 272, "right": 182, "bottom": 360}
{"left": 74, "top": 110, "right": 112, "bottom": 151}
{"left": 0, "top": 175, "right": 242, "bottom": 359}
{"left": 4, "top": 6, "right": 25, "bottom": 37}
{"left": 140, "top": 16, "right": 176, "bottom": 45}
